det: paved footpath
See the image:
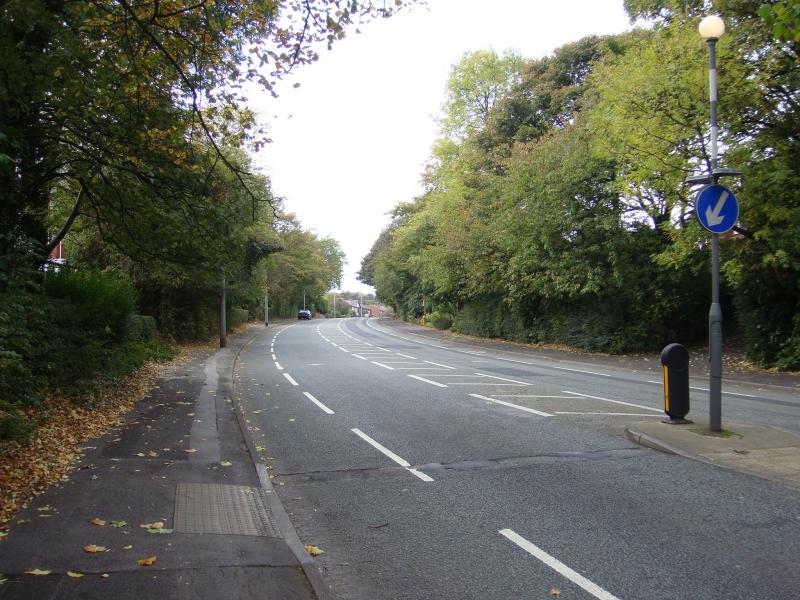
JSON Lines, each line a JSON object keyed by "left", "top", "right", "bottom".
{"left": 0, "top": 326, "right": 328, "bottom": 600}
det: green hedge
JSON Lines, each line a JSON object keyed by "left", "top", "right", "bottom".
{"left": 0, "top": 265, "right": 175, "bottom": 441}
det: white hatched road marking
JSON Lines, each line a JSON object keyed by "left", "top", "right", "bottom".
{"left": 408, "top": 374, "right": 448, "bottom": 388}
{"left": 470, "top": 394, "right": 552, "bottom": 417}
{"left": 562, "top": 391, "right": 661, "bottom": 413}
{"left": 351, "top": 428, "right": 434, "bottom": 482}
{"left": 283, "top": 373, "right": 299, "bottom": 386}
{"left": 499, "top": 529, "right": 622, "bottom": 600}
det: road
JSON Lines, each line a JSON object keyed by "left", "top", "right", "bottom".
{"left": 233, "top": 317, "right": 800, "bottom": 600}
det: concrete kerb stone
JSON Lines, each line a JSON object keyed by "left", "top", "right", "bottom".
{"left": 229, "top": 325, "right": 334, "bottom": 600}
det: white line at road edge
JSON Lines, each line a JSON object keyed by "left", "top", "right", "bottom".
{"left": 283, "top": 373, "right": 299, "bottom": 386}
{"left": 562, "top": 391, "right": 661, "bottom": 413}
{"left": 470, "top": 394, "right": 552, "bottom": 417}
{"left": 351, "top": 428, "right": 434, "bottom": 482}
{"left": 499, "top": 529, "right": 622, "bottom": 600}
{"left": 303, "top": 392, "right": 334, "bottom": 415}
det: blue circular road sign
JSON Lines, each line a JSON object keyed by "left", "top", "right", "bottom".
{"left": 695, "top": 184, "right": 739, "bottom": 234}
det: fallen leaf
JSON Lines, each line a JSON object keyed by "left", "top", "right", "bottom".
{"left": 110, "top": 520, "right": 127, "bottom": 528}
{"left": 137, "top": 556, "right": 157, "bottom": 566}
{"left": 220, "top": 461, "right": 232, "bottom": 467}
{"left": 16, "top": 519, "right": 31, "bottom": 525}
{"left": 549, "top": 588, "right": 561, "bottom": 596}
{"left": 136, "top": 453, "right": 145, "bottom": 457}
{"left": 147, "top": 451, "right": 158, "bottom": 458}
{"left": 184, "top": 449, "right": 197, "bottom": 453}
{"left": 101, "top": 573, "right": 110, "bottom": 578}
{"left": 123, "top": 544, "right": 133, "bottom": 550}
{"left": 37, "top": 506, "right": 51, "bottom": 512}
{"left": 90, "top": 518, "right": 107, "bottom": 526}
{"left": 304, "top": 544, "right": 324, "bottom": 556}
{"left": 25, "top": 569, "right": 51, "bottom": 575}
{"left": 146, "top": 528, "right": 173, "bottom": 534}
{"left": 66, "top": 571, "right": 84, "bottom": 578}
{"left": 140, "top": 521, "right": 164, "bottom": 529}
{"left": 83, "top": 544, "right": 108, "bottom": 553}
{"left": 0, "top": 531, "right": 8, "bottom": 538}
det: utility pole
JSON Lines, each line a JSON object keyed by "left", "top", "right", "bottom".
{"left": 219, "top": 268, "right": 227, "bottom": 348}
{"left": 264, "top": 272, "right": 269, "bottom": 327}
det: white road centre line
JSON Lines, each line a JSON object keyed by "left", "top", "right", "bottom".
{"left": 275, "top": 362, "right": 283, "bottom": 371}
{"left": 351, "top": 428, "right": 433, "bottom": 482}
{"left": 303, "top": 392, "right": 335, "bottom": 415}
{"left": 271, "top": 354, "right": 277, "bottom": 361}
{"left": 562, "top": 391, "right": 661, "bottom": 413}
{"left": 283, "top": 373, "right": 299, "bottom": 386}
{"left": 372, "top": 361, "right": 395, "bottom": 370}
{"left": 470, "top": 394, "right": 552, "bottom": 417}
{"left": 499, "top": 529, "right": 622, "bottom": 600}
{"left": 408, "top": 374, "right": 448, "bottom": 388}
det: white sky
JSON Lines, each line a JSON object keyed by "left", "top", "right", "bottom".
{"left": 249, "top": 0, "right": 633, "bottom": 294}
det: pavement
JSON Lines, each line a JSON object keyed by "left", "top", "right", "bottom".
{"left": 0, "top": 324, "right": 328, "bottom": 600}
{"left": 625, "top": 419, "right": 800, "bottom": 490}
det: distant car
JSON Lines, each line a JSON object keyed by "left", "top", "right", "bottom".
{"left": 298, "top": 309, "right": 312, "bottom": 320}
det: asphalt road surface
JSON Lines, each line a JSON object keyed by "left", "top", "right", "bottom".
{"left": 233, "top": 318, "right": 800, "bottom": 600}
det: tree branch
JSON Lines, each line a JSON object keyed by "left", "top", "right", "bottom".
{"left": 45, "top": 182, "right": 86, "bottom": 255}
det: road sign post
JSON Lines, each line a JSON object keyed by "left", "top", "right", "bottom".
{"left": 695, "top": 184, "right": 738, "bottom": 432}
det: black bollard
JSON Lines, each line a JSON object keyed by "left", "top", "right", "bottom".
{"left": 661, "top": 343, "right": 693, "bottom": 424}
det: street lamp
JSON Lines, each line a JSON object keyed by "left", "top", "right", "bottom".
{"left": 700, "top": 14, "right": 725, "bottom": 432}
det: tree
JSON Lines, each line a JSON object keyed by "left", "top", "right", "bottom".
{"left": 439, "top": 49, "right": 524, "bottom": 142}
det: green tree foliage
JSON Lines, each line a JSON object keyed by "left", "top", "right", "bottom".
{"left": 1, "top": 0, "right": 410, "bottom": 437}
{"left": 366, "top": 5, "right": 799, "bottom": 368}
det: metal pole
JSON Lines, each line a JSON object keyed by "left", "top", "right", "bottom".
{"left": 220, "top": 269, "right": 227, "bottom": 348}
{"left": 707, "top": 37, "right": 723, "bottom": 432}
{"left": 333, "top": 291, "right": 336, "bottom": 318}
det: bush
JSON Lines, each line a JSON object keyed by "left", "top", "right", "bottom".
{"left": 44, "top": 270, "right": 136, "bottom": 340}
{"left": 126, "top": 315, "right": 157, "bottom": 341}
{"left": 230, "top": 308, "right": 249, "bottom": 328}
{"left": 427, "top": 311, "right": 453, "bottom": 330}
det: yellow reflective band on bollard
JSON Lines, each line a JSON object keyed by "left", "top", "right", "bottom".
{"left": 663, "top": 365, "right": 670, "bottom": 412}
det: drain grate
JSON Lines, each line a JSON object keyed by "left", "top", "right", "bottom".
{"left": 174, "top": 483, "right": 281, "bottom": 537}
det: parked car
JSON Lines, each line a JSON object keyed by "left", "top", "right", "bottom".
{"left": 298, "top": 309, "right": 312, "bottom": 320}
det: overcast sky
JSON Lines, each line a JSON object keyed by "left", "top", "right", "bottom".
{"left": 249, "top": 0, "right": 634, "bottom": 294}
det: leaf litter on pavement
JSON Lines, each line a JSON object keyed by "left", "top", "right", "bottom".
{"left": 0, "top": 347, "right": 196, "bottom": 524}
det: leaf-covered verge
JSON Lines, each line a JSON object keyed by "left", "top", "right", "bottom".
{"left": 0, "top": 341, "right": 205, "bottom": 525}
{"left": 361, "top": 1, "right": 800, "bottom": 369}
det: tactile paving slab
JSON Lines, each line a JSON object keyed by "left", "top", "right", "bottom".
{"left": 174, "top": 483, "right": 281, "bottom": 537}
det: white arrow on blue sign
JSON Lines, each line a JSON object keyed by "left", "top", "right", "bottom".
{"left": 695, "top": 184, "right": 739, "bottom": 234}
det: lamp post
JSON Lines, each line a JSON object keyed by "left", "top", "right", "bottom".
{"left": 699, "top": 14, "right": 725, "bottom": 432}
